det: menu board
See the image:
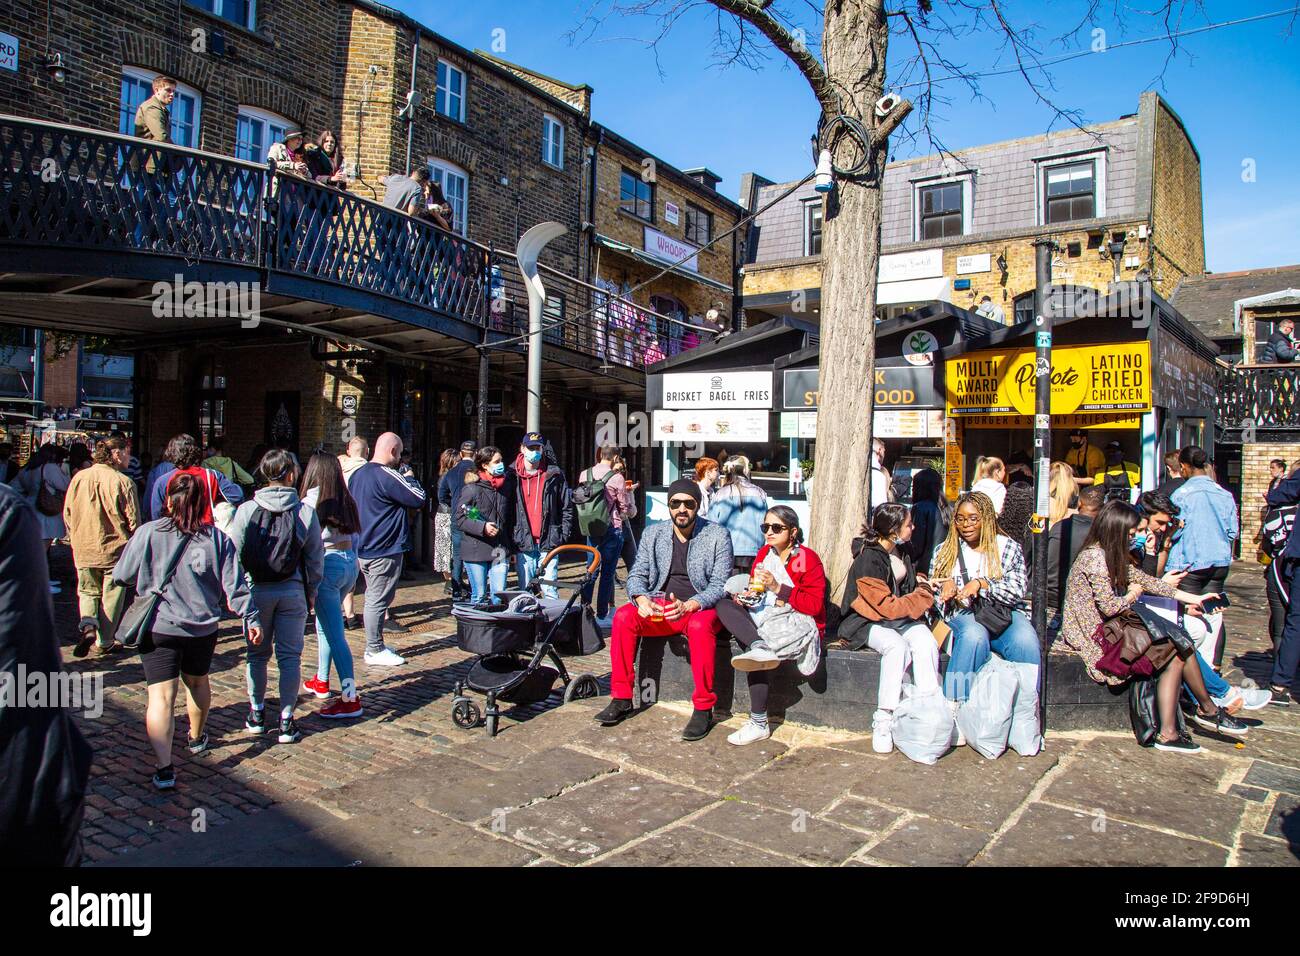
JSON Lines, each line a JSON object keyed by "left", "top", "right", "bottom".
{"left": 651, "top": 409, "right": 769, "bottom": 443}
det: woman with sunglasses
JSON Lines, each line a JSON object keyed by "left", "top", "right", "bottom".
{"left": 713, "top": 506, "right": 826, "bottom": 745}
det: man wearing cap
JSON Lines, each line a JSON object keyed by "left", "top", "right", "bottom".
{"left": 1093, "top": 441, "right": 1142, "bottom": 503}
{"left": 1064, "top": 429, "right": 1105, "bottom": 486}
{"left": 593, "top": 478, "right": 733, "bottom": 741}
{"left": 508, "top": 432, "right": 573, "bottom": 599}
{"left": 438, "top": 441, "right": 478, "bottom": 601}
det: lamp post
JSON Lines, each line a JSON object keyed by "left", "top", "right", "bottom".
{"left": 1031, "top": 237, "right": 1057, "bottom": 730}
{"left": 516, "top": 222, "right": 568, "bottom": 433}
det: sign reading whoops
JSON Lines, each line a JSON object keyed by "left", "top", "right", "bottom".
{"left": 945, "top": 341, "right": 1151, "bottom": 416}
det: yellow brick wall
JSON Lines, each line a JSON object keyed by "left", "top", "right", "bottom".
{"left": 1242, "top": 442, "right": 1300, "bottom": 553}
{"left": 1151, "top": 101, "right": 1206, "bottom": 293}
{"left": 742, "top": 261, "right": 823, "bottom": 297}
{"left": 340, "top": 8, "right": 400, "bottom": 189}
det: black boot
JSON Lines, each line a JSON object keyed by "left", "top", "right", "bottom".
{"left": 681, "top": 708, "right": 713, "bottom": 741}
{"left": 594, "top": 698, "right": 635, "bottom": 726}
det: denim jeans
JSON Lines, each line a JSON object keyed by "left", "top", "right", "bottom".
{"left": 582, "top": 527, "right": 624, "bottom": 618}
{"left": 450, "top": 523, "right": 466, "bottom": 590}
{"left": 246, "top": 583, "right": 308, "bottom": 720}
{"left": 516, "top": 548, "right": 559, "bottom": 599}
{"left": 465, "top": 560, "right": 508, "bottom": 605}
{"left": 315, "top": 550, "right": 358, "bottom": 698}
{"left": 943, "top": 609, "right": 1041, "bottom": 702}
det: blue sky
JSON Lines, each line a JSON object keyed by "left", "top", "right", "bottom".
{"left": 394, "top": 1, "right": 1300, "bottom": 272}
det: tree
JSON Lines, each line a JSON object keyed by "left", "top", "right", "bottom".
{"left": 572, "top": 0, "right": 1220, "bottom": 597}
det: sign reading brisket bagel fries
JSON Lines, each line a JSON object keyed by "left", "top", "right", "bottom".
{"left": 945, "top": 341, "right": 1151, "bottom": 417}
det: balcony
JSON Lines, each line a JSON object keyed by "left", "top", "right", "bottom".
{"left": 1217, "top": 363, "right": 1300, "bottom": 438}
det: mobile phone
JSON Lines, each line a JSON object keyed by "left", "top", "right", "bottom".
{"left": 1199, "top": 594, "right": 1230, "bottom": 614}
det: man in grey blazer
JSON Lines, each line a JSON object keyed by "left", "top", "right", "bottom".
{"left": 594, "top": 478, "right": 733, "bottom": 740}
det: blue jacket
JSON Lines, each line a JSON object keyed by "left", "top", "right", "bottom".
{"left": 350, "top": 462, "right": 427, "bottom": 560}
{"left": 147, "top": 463, "right": 244, "bottom": 521}
{"left": 1267, "top": 472, "right": 1300, "bottom": 560}
{"left": 1169, "top": 475, "right": 1239, "bottom": 570}
{"left": 437, "top": 458, "right": 476, "bottom": 509}
{"left": 627, "top": 517, "right": 733, "bottom": 610}
{"left": 706, "top": 480, "right": 769, "bottom": 559}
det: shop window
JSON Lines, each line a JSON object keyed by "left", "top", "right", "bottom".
{"left": 120, "top": 69, "right": 202, "bottom": 147}
{"left": 436, "top": 60, "right": 467, "bottom": 123}
{"left": 1038, "top": 154, "right": 1105, "bottom": 225}
{"left": 192, "top": 358, "right": 227, "bottom": 450}
{"left": 917, "top": 181, "right": 964, "bottom": 239}
{"left": 620, "top": 168, "right": 653, "bottom": 221}
{"left": 685, "top": 204, "right": 712, "bottom": 245}
{"left": 186, "top": 0, "right": 256, "bottom": 31}
{"left": 804, "top": 200, "right": 823, "bottom": 256}
{"left": 1013, "top": 291, "right": 1036, "bottom": 326}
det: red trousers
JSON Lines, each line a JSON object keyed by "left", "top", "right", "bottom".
{"left": 609, "top": 603, "right": 721, "bottom": 710}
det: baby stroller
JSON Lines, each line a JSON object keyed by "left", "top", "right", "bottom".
{"left": 450, "top": 544, "right": 604, "bottom": 737}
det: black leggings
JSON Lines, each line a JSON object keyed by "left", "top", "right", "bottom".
{"left": 713, "top": 598, "right": 770, "bottom": 714}
{"left": 1267, "top": 561, "right": 1289, "bottom": 655}
{"left": 1181, "top": 565, "right": 1230, "bottom": 667}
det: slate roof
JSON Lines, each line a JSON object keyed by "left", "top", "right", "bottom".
{"left": 1170, "top": 264, "right": 1300, "bottom": 339}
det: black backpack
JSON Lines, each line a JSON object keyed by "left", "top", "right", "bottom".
{"left": 240, "top": 505, "right": 303, "bottom": 583}
{"left": 1262, "top": 504, "right": 1298, "bottom": 558}
{"left": 1102, "top": 469, "right": 1132, "bottom": 503}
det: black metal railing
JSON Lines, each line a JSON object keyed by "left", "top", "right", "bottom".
{"left": 1218, "top": 363, "right": 1300, "bottom": 430}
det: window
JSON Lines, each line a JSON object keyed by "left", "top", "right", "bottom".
{"left": 918, "top": 181, "right": 964, "bottom": 239}
{"left": 619, "top": 168, "right": 653, "bottom": 221}
{"left": 192, "top": 358, "right": 227, "bottom": 449}
{"left": 543, "top": 293, "right": 566, "bottom": 346}
{"left": 436, "top": 60, "right": 466, "bottom": 122}
{"left": 542, "top": 114, "right": 564, "bottom": 169}
{"left": 803, "top": 200, "right": 823, "bottom": 256}
{"left": 1013, "top": 291, "right": 1036, "bottom": 326}
{"left": 187, "top": 0, "right": 256, "bottom": 31}
{"left": 1042, "top": 159, "right": 1096, "bottom": 224}
{"left": 119, "top": 69, "right": 202, "bottom": 147}
{"left": 428, "top": 158, "right": 469, "bottom": 236}
{"left": 684, "top": 204, "right": 712, "bottom": 245}
{"left": 235, "top": 106, "right": 293, "bottom": 163}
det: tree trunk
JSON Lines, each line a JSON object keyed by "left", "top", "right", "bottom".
{"left": 810, "top": 0, "right": 889, "bottom": 601}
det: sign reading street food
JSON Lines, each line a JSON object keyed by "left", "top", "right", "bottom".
{"left": 663, "top": 371, "right": 772, "bottom": 409}
{"left": 651, "top": 409, "right": 768, "bottom": 443}
{"left": 945, "top": 342, "right": 1151, "bottom": 417}
{"left": 782, "top": 365, "right": 941, "bottom": 410}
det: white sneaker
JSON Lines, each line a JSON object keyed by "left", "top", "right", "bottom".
{"left": 364, "top": 647, "right": 406, "bottom": 666}
{"left": 1237, "top": 688, "right": 1272, "bottom": 711}
{"left": 727, "top": 720, "right": 772, "bottom": 746}
{"left": 731, "top": 645, "right": 780, "bottom": 672}
{"left": 871, "top": 709, "right": 893, "bottom": 754}
{"left": 1211, "top": 686, "right": 1244, "bottom": 714}
{"left": 949, "top": 699, "right": 967, "bottom": 747}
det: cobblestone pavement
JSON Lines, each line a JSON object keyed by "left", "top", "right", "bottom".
{"left": 48, "top": 546, "right": 1300, "bottom": 867}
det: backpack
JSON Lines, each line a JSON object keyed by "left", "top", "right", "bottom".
{"left": 573, "top": 470, "right": 615, "bottom": 539}
{"left": 1262, "top": 504, "right": 1298, "bottom": 558}
{"left": 1102, "top": 469, "right": 1132, "bottom": 503}
{"left": 240, "top": 505, "right": 303, "bottom": 584}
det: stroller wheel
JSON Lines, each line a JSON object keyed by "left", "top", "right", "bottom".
{"left": 451, "top": 697, "right": 482, "bottom": 729}
{"left": 563, "top": 674, "right": 601, "bottom": 703}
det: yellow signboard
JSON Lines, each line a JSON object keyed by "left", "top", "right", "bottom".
{"left": 946, "top": 341, "right": 1152, "bottom": 417}
{"left": 961, "top": 413, "right": 1143, "bottom": 430}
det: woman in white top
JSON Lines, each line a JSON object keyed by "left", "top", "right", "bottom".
{"left": 970, "top": 456, "right": 1008, "bottom": 514}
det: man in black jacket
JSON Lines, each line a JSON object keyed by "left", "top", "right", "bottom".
{"left": 508, "top": 433, "right": 574, "bottom": 598}
{"left": 0, "top": 483, "right": 93, "bottom": 865}
{"left": 1262, "top": 318, "right": 1298, "bottom": 364}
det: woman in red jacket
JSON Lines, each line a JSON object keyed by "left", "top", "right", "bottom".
{"left": 713, "top": 505, "right": 826, "bottom": 746}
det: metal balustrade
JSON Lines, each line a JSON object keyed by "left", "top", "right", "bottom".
{"left": 1218, "top": 363, "right": 1300, "bottom": 432}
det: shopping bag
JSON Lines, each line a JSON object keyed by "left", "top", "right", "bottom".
{"left": 891, "top": 685, "right": 958, "bottom": 765}
{"left": 956, "top": 656, "right": 1017, "bottom": 760}
{"left": 1007, "top": 661, "right": 1043, "bottom": 757}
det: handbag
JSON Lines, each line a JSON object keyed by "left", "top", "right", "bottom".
{"left": 118, "top": 533, "right": 192, "bottom": 646}
{"left": 36, "top": 467, "right": 64, "bottom": 517}
{"left": 956, "top": 545, "right": 1014, "bottom": 634}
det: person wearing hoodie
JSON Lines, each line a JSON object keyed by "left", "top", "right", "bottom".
{"left": 970, "top": 456, "right": 1008, "bottom": 514}
{"left": 509, "top": 432, "right": 574, "bottom": 599}
{"left": 456, "top": 445, "right": 512, "bottom": 604}
{"left": 349, "top": 432, "right": 427, "bottom": 663}
{"left": 112, "top": 473, "right": 262, "bottom": 790}
{"left": 203, "top": 435, "right": 254, "bottom": 491}
{"left": 226, "top": 449, "right": 324, "bottom": 745}
{"left": 840, "top": 503, "right": 939, "bottom": 753}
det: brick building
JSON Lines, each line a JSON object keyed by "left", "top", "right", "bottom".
{"left": 741, "top": 91, "right": 1205, "bottom": 327}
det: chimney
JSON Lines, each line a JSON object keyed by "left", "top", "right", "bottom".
{"left": 682, "top": 167, "right": 722, "bottom": 192}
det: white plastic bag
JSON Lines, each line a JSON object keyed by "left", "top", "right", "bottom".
{"left": 891, "top": 686, "right": 957, "bottom": 765}
{"left": 1007, "top": 661, "right": 1043, "bottom": 757}
{"left": 957, "top": 656, "right": 1017, "bottom": 760}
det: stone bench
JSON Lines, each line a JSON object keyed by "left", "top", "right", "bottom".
{"left": 638, "top": 635, "right": 1128, "bottom": 733}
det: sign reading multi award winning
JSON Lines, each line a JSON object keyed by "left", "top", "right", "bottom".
{"left": 945, "top": 341, "right": 1151, "bottom": 416}
{"left": 662, "top": 371, "right": 772, "bottom": 408}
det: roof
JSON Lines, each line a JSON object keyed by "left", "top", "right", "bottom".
{"left": 590, "top": 123, "right": 746, "bottom": 216}
{"left": 647, "top": 315, "right": 818, "bottom": 373}
{"left": 1171, "top": 264, "right": 1300, "bottom": 339}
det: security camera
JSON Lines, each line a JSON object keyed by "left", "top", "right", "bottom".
{"left": 875, "top": 92, "right": 902, "bottom": 118}
{"left": 397, "top": 90, "right": 423, "bottom": 121}
{"left": 814, "top": 149, "right": 834, "bottom": 193}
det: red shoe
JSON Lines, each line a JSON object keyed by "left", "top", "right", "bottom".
{"left": 303, "top": 676, "right": 331, "bottom": 699}
{"left": 319, "top": 696, "right": 363, "bottom": 720}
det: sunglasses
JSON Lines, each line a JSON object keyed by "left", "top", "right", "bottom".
{"left": 668, "top": 498, "right": 697, "bottom": 510}
{"left": 760, "top": 523, "right": 788, "bottom": 534}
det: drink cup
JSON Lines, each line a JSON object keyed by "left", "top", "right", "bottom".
{"left": 648, "top": 592, "right": 668, "bottom": 620}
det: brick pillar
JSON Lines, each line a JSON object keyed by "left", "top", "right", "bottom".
{"left": 1242, "top": 442, "right": 1300, "bottom": 555}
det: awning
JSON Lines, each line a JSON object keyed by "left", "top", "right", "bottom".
{"left": 877, "top": 276, "right": 952, "bottom": 306}
{"left": 594, "top": 233, "right": 733, "bottom": 293}
{"left": 85, "top": 400, "right": 134, "bottom": 408}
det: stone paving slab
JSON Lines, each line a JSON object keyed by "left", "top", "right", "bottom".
{"left": 866, "top": 817, "right": 991, "bottom": 866}
{"left": 845, "top": 743, "right": 1069, "bottom": 832}
{"left": 1194, "top": 727, "right": 1300, "bottom": 769}
{"left": 820, "top": 798, "right": 906, "bottom": 835}
{"left": 1264, "top": 794, "right": 1300, "bottom": 846}
{"left": 1043, "top": 738, "right": 1245, "bottom": 846}
{"left": 570, "top": 705, "right": 790, "bottom": 793}
{"left": 690, "top": 798, "right": 870, "bottom": 865}
{"left": 1236, "top": 833, "right": 1300, "bottom": 866}
{"left": 976, "top": 804, "right": 1229, "bottom": 866}
{"left": 498, "top": 771, "right": 715, "bottom": 863}
{"left": 1243, "top": 760, "right": 1300, "bottom": 796}
{"left": 731, "top": 747, "right": 880, "bottom": 814}
{"left": 594, "top": 825, "right": 797, "bottom": 867}
{"left": 302, "top": 804, "right": 540, "bottom": 867}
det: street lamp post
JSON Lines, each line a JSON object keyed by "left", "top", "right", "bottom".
{"left": 1031, "top": 237, "right": 1057, "bottom": 730}
{"left": 516, "top": 222, "right": 568, "bottom": 434}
